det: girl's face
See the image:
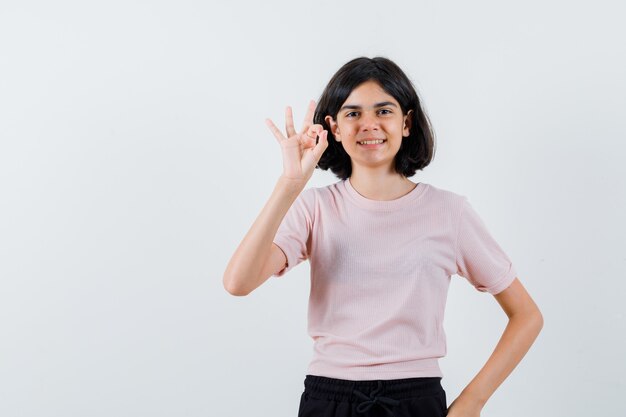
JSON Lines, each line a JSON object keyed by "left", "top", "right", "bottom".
{"left": 325, "top": 80, "right": 412, "bottom": 173}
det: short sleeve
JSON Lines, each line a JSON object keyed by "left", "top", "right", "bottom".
{"left": 455, "top": 198, "right": 517, "bottom": 294}
{"left": 271, "top": 188, "right": 315, "bottom": 277}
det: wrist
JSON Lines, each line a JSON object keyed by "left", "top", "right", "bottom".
{"left": 457, "top": 389, "right": 488, "bottom": 409}
{"left": 277, "top": 175, "right": 308, "bottom": 191}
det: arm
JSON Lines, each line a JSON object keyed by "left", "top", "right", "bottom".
{"left": 222, "top": 101, "right": 328, "bottom": 296}
{"left": 447, "top": 277, "right": 544, "bottom": 416}
{"left": 222, "top": 176, "right": 305, "bottom": 296}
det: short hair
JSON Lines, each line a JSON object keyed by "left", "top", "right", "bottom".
{"left": 314, "top": 57, "right": 436, "bottom": 180}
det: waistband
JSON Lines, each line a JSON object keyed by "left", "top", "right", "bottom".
{"left": 303, "top": 374, "right": 444, "bottom": 415}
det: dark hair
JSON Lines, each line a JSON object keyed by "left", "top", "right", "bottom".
{"left": 314, "top": 57, "right": 436, "bottom": 180}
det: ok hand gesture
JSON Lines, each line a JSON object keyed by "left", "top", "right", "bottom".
{"left": 265, "top": 100, "right": 328, "bottom": 185}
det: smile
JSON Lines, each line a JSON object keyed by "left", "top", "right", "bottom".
{"left": 357, "top": 139, "right": 386, "bottom": 145}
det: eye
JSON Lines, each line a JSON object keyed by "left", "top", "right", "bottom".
{"left": 378, "top": 109, "right": 392, "bottom": 115}
{"left": 346, "top": 111, "right": 359, "bottom": 118}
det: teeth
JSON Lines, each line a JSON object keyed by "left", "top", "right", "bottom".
{"left": 358, "top": 139, "right": 385, "bottom": 145}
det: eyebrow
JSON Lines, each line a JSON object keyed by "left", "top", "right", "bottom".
{"left": 339, "top": 101, "right": 398, "bottom": 112}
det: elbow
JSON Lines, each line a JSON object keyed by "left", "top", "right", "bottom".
{"left": 223, "top": 273, "right": 251, "bottom": 297}
{"left": 532, "top": 312, "right": 544, "bottom": 341}
{"left": 530, "top": 303, "right": 544, "bottom": 329}
{"left": 535, "top": 310, "right": 544, "bottom": 332}
{"left": 510, "top": 308, "right": 544, "bottom": 333}
{"left": 523, "top": 309, "right": 544, "bottom": 334}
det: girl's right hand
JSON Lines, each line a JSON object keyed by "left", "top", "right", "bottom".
{"left": 265, "top": 100, "right": 329, "bottom": 185}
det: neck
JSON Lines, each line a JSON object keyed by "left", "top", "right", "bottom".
{"left": 348, "top": 167, "right": 416, "bottom": 201}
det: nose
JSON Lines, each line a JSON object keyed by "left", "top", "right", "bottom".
{"left": 359, "top": 111, "right": 379, "bottom": 132}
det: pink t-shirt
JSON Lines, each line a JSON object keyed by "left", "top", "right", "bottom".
{"left": 272, "top": 178, "right": 517, "bottom": 380}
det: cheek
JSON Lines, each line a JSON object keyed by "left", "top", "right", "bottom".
{"left": 338, "top": 128, "right": 358, "bottom": 141}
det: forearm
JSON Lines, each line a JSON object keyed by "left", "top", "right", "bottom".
{"left": 459, "top": 311, "right": 544, "bottom": 407}
{"left": 223, "top": 176, "right": 305, "bottom": 294}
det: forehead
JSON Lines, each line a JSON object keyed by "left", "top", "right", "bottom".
{"left": 342, "top": 80, "right": 398, "bottom": 105}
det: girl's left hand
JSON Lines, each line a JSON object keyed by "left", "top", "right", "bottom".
{"left": 445, "top": 394, "right": 483, "bottom": 417}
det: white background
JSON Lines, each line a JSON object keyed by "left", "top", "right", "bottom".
{"left": 1, "top": 1, "right": 624, "bottom": 416}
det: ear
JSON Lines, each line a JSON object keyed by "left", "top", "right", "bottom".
{"left": 325, "top": 115, "right": 341, "bottom": 142}
{"left": 402, "top": 110, "right": 413, "bottom": 137}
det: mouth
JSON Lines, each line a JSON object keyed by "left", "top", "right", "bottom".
{"left": 357, "top": 139, "right": 387, "bottom": 145}
{"left": 357, "top": 139, "right": 387, "bottom": 147}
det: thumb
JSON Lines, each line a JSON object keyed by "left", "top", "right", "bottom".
{"left": 311, "top": 130, "right": 329, "bottom": 161}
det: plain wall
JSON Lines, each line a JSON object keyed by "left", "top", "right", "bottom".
{"left": 1, "top": 0, "right": 624, "bottom": 416}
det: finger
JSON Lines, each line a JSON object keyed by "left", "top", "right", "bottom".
{"left": 285, "top": 106, "right": 297, "bottom": 138}
{"left": 311, "top": 130, "right": 329, "bottom": 161}
{"left": 302, "top": 134, "right": 316, "bottom": 148}
{"left": 265, "top": 118, "right": 286, "bottom": 144}
{"left": 299, "top": 99, "right": 316, "bottom": 135}
{"left": 302, "top": 124, "right": 323, "bottom": 147}
{"left": 306, "top": 124, "right": 323, "bottom": 138}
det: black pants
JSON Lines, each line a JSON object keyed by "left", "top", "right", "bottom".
{"left": 298, "top": 374, "right": 448, "bottom": 417}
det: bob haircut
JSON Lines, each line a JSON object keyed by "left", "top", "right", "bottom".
{"left": 314, "top": 57, "right": 436, "bottom": 180}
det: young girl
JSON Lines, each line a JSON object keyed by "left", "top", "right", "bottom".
{"left": 223, "top": 57, "right": 543, "bottom": 417}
